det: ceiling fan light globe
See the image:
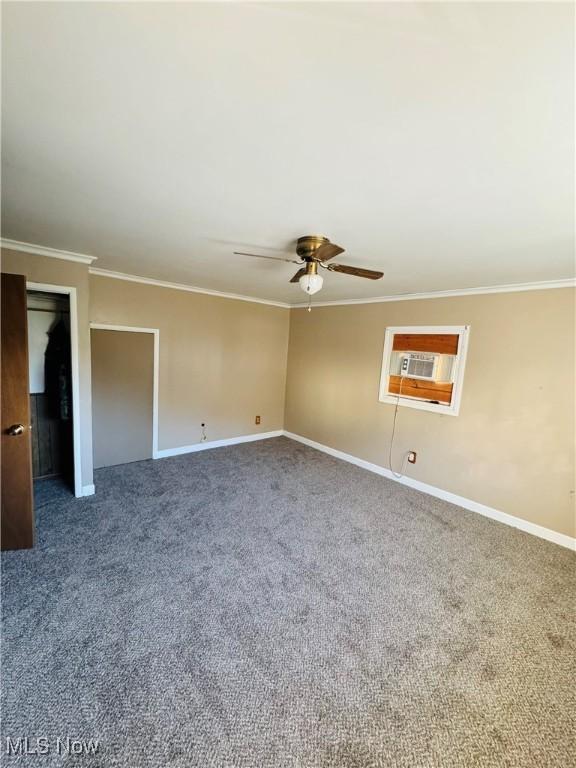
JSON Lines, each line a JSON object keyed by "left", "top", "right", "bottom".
{"left": 299, "top": 273, "right": 323, "bottom": 295}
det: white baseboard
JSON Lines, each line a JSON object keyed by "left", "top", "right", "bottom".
{"left": 80, "top": 484, "right": 95, "bottom": 497}
{"left": 154, "top": 430, "right": 283, "bottom": 459}
{"left": 282, "top": 431, "right": 576, "bottom": 551}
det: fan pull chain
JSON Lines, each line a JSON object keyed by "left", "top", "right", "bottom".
{"left": 307, "top": 293, "right": 312, "bottom": 312}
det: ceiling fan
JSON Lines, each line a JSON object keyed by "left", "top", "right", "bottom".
{"left": 234, "top": 235, "right": 383, "bottom": 296}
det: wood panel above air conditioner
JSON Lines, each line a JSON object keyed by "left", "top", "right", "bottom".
{"left": 392, "top": 333, "right": 459, "bottom": 355}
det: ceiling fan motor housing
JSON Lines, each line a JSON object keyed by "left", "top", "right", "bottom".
{"left": 296, "top": 235, "right": 329, "bottom": 260}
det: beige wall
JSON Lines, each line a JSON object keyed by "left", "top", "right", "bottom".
{"left": 285, "top": 289, "right": 576, "bottom": 538}
{"left": 2, "top": 247, "right": 574, "bottom": 540}
{"left": 89, "top": 275, "right": 290, "bottom": 449}
{"left": 1, "top": 248, "right": 94, "bottom": 490}
{"left": 91, "top": 329, "right": 154, "bottom": 468}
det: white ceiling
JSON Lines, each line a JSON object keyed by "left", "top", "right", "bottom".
{"left": 2, "top": 2, "right": 574, "bottom": 304}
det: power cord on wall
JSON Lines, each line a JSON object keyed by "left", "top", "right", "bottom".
{"left": 388, "top": 375, "right": 410, "bottom": 479}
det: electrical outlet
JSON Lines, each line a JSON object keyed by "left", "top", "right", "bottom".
{"left": 407, "top": 451, "right": 417, "bottom": 464}
{"left": 255, "top": 415, "right": 261, "bottom": 425}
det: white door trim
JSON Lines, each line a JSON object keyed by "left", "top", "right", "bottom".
{"left": 90, "top": 323, "right": 159, "bottom": 460}
{"left": 27, "top": 282, "right": 83, "bottom": 497}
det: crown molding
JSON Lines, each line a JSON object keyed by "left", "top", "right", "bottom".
{"left": 3, "top": 237, "right": 573, "bottom": 307}
{"left": 290, "top": 278, "right": 576, "bottom": 308}
{"left": 89, "top": 267, "right": 291, "bottom": 308}
{"left": 90, "top": 270, "right": 575, "bottom": 309}
{"left": 1, "top": 238, "right": 98, "bottom": 265}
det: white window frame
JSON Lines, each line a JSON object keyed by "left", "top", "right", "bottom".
{"left": 378, "top": 325, "right": 470, "bottom": 416}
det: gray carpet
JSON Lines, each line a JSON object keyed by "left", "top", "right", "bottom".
{"left": 1, "top": 437, "right": 574, "bottom": 767}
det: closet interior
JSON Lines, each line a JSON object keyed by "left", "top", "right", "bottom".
{"left": 27, "top": 290, "right": 74, "bottom": 489}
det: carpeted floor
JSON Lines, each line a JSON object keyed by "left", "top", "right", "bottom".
{"left": 2, "top": 437, "right": 574, "bottom": 767}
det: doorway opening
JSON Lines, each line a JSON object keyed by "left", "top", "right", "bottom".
{"left": 27, "top": 289, "right": 75, "bottom": 495}
{"left": 26, "top": 280, "right": 82, "bottom": 498}
{"left": 90, "top": 325, "right": 158, "bottom": 470}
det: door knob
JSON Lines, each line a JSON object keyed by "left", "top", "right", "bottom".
{"left": 7, "top": 424, "right": 25, "bottom": 436}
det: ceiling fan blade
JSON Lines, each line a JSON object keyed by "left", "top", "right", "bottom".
{"left": 328, "top": 264, "right": 384, "bottom": 280}
{"left": 234, "top": 251, "right": 300, "bottom": 264}
{"left": 313, "top": 242, "right": 345, "bottom": 262}
{"left": 290, "top": 267, "right": 307, "bottom": 283}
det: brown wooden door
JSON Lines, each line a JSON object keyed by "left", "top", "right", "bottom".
{"left": 1, "top": 273, "right": 34, "bottom": 550}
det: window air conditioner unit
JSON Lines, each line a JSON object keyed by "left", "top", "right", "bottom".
{"left": 400, "top": 352, "right": 439, "bottom": 381}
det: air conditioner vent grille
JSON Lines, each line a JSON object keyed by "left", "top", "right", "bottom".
{"left": 408, "top": 358, "right": 435, "bottom": 378}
